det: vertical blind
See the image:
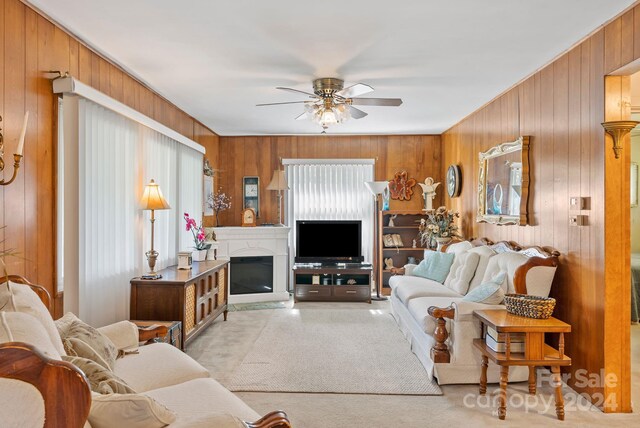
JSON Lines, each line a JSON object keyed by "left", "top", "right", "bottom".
{"left": 64, "top": 98, "right": 203, "bottom": 327}
{"left": 285, "top": 160, "right": 375, "bottom": 270}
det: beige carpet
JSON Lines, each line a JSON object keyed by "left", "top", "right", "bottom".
{"left": 225, "top": 307, "right": 442, "bottom": 395}
{"left": 188, "top": 301, "right": 640, "bottom": 427}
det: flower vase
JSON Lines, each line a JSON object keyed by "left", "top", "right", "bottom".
{"left": 192, "top": 249, "right": 207, "bottom": 262}
{"left": 434, "top": 237, "right": 451, "bottom": 252}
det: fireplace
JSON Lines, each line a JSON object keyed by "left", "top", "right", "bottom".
{"left": 230, "top": 256, "right": 274, "bottom": 295}
{"left": 213, "top": 226, "right": 290, "bottom": 304}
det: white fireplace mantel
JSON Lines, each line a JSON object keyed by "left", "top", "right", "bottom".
{"left": 213, "top": 226, "right": 290, "bottom": 304}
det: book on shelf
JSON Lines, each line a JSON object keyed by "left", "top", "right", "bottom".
{"left": 486, "top": 326, "right": 525, "bottom": 343}
{"left": 485, "top": 334, "right": 525, "bottom": 353}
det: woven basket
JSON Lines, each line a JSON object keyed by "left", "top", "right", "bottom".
{"left": 504, "top": 294, "right": 556, "bottom": 319}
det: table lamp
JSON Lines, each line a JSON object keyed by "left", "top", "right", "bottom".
{"left": 364, "top": 181, "right": 390, "bottom": 301}
{"left": 140, "top": 179, "right": 171, "bottom": 279}
{"left": 266, "top": 169, "right": 289, "bottom": 226}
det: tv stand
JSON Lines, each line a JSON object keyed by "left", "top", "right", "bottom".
{"left": 292, "top": 264, "right": 372, "bottom": 303}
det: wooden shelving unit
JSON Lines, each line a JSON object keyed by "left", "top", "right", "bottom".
{"left": 377, "top": 210, "right": 426, "bottom": 296}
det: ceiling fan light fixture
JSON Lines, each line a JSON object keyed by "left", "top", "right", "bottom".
{"left": 259, "top": 77, "right": 402, "bottom": 132}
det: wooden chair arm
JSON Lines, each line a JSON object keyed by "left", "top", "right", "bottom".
{"left": 427, "top": 305, "right": 455, "bottom": 364}
{"left": 0, "top": 342, "right": 91, "bottom": 428}
{"left": 513, "top": 256, "right": 559, "bottom": 294}
{"left": 390, "top": 267, "right": 405, "bottom": 275}
{"left": 244, "top": 411, "right": 292, "bottom": 428}
{"left": 427, "top": 305, "right": 455, "bottom": 319}
{"left": 4, "top": 275, "right": 52, "bottom": 311}
{"left": 137, "top": 324, "right": 169, "bottom": 344}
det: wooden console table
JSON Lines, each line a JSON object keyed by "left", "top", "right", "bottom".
{"left": 473, "top": 309, "right": 571, "bottom": 421}
{"left": 130, "top": 260, "right": 229, "bottom": 349}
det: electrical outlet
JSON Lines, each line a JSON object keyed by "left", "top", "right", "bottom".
{"left": 569, "top": 197, "right": 585, "bottom": 210}
{"left": 569, "top": 215, "right": 587, "bottom": 226}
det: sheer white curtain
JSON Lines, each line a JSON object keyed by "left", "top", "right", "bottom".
{"left": 285, "top": 159, "right": 375, "bottom": 271}
{"left": 62, "top": 97, "right": 203, "bottom": 327}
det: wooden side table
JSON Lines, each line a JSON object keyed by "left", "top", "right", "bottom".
{"left": 472, "top": 310, "right": 571, "bottom": 421}
{"left": 132, "top": 320, "right": 183, "bottom": 350}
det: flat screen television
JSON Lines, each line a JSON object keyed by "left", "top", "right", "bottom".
{"left": 295, "top": 220, "right": 363, "bottom": 264}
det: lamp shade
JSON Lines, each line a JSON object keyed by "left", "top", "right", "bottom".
{"left": 140, "top": 179, "right": 171, "bottom": 210}
{"left": 266, "top": 170, "right": 289, "bottom": 191}
{"left": 364, "top": 181, "right": 389, "bottom": 196}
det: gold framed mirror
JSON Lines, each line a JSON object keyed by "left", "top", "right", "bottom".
{"left": 477, "top": 136, "right": 530, "bottom": 225}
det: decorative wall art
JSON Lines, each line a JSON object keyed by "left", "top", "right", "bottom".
{"left": 203, "top": 175, "right": 213, "bottom": 215}
{"left": 388, "top": 170, "right": 417, "bottom": 201}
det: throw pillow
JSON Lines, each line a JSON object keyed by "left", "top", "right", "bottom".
{"left": 412, "top": 251, "right": 455, "bottom": 284}
{"left": 466, "top": 246, "right": 497, "bottom": 292}
{"left": 63, "top": 355, "right": 136, "bottom": 395}
{"left": 89, "top": 393, "right": 176, "bottom": 428}
{"left": 0, "top": 280, "right": 66, "bottom": 356}
{"left": 56, "top": 313, "right": 118, "bottom": 371}
{"left": 0, "top": 311, "right": 62, "bottom": 360}
{"left": 444, "top": 251, "right": 480, "bottom": 295}
{"left": 463, "top": 271, "right": 507, "bottom": 304}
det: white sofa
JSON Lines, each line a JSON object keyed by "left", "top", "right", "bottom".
{"left": 389, "top": 239, "right": 559, "bottom": 385}
{"left": 0, "top": 277, "right": 290, "bottom": 428}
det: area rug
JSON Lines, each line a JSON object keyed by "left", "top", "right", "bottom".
{"left": 225, "top": 308, "right": 442, "bottom": 395}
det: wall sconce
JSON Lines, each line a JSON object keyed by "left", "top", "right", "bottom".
{"left": 601, "top": 120, "right": 639, "bottom": 159}
{"left": 0, "top": 112, "right": 29, "bottom": 186}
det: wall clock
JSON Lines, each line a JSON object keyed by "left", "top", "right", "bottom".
{"left": 446, "top": 164, "right": 461, "bottom": 198}
{"left": 243, "top": 176, "right": 259, "bottom": 217}
{"left": 241, "top": 208, "right": 257, "bottom": 227}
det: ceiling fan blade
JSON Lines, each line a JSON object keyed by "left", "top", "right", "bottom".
{"left": 295, "top": 112, "right": 308, "bottom": 120}
{"left": 348, "top": 105, "right": 368, "bottom": 119}
{"left": 350, "top": 97, "right": 403, "bottom": 107}
{"left": 336, "top": 83, "right": 374, "bottom": 99}
{"left": 276, "top": 87, "right": 319, "bottom": 98}
{"left": 256, "top": 101, "right": 311, "bottom": 106}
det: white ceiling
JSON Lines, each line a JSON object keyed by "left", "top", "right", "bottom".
{"left": 31, "top": 0, "right": 635, "bottom": 136}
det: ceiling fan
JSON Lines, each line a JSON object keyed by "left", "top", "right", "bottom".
{"left": 257, "top": 78, "right": 403, "bottom": 132}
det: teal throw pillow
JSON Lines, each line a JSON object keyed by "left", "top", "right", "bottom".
{"left": 463, "top": 271, "right": 507, "bottom": 304}
{"left": 412, "top": 251, "right": 455, "bottom": 284}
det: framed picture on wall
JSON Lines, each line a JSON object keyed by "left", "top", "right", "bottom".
{"left": 204, "top": 174, "right": 214, "bottom": 215}
{"left": 243, "top": 176, "right": 260, "bottom": 218}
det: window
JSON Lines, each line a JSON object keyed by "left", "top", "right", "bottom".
{"left": 58, "top": 96, "right": 203, "bottom": 327}
{"left": 285, "top": 159, "right": 375, "bottom": 275}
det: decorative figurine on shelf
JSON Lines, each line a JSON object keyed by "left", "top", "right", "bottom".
{"left": 382, "top": 186, "right": 390, "bottom": 210}
{"left": 419, "top": 177, "right": 440, "bottom": 211}
{"left": 384, "top": 258, "right": 395, "bottom": 270}
{"left": 388, "top": 214, "right": 397, "bottom": 227}
{"left": 412, "top": 239, "right": 417, "bottom": 248}
{"left": 347, "top": 279, "right": 357, "bottom": 285}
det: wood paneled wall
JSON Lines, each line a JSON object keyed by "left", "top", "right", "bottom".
{"left": 0, "top": 0, "right": 219, "bottom": 315}
{"left": 216, "top": 135, "right": 441, "bottom": 226}
{"left": 441, "top": 6, "right": 640, "bottom": 412}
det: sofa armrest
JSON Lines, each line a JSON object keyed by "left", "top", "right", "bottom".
{"left": 427, "top": 305, "right": 455, "bottom": 363}
{"left": 97, "top": 321, "right": 140, "bottom": 351}
{"left": 169, "top": 411, "right": 291, "bottom": 428}
{"left": 245, "top": 411, "right": 291, "bottom": 428}
{"left": 390, "top": 264, "right": 418, "bottom": 276}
